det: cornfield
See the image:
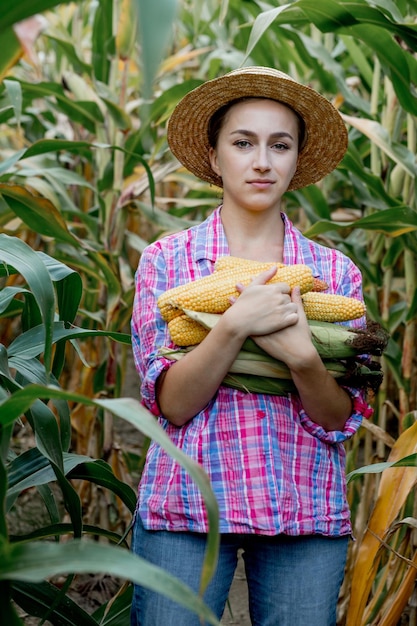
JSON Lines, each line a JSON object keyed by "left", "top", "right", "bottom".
{"left": 0, "top": 1, "right": 416, "bottom": 624}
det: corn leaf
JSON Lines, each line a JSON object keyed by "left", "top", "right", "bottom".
{"left": 0, "top": 184, "right": 81, "bottom": 247}
{"left": 11, "top": 580, "right": 100, "bottom": 626}
{"left": 304, "top": 207, "right": 417, "bottom": 238}
{"left": 0, "top": 235, "right": 55, "bottom": 377}
{"left": 0, "top": 387, "right": 219, "bottom": 595}
{"left": 1, "top": 540, "right": 221, "bottom": 626}
{"left": 346, "top": 419, "right": 417, "bottom": 625}
{"left": 136, "top": 0, "right": 179, "bottom": 99}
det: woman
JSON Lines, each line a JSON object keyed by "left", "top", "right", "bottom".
{"left": 130, "top": 66, "right": 371, "bottom": 626}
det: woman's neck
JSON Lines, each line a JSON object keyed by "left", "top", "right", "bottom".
{"left": 220, "top": 205, "right": 286, "bottom": 263}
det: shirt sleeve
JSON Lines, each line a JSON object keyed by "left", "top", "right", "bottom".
{"left": 131, "top": 244, "right": 175, "bottom": 417}
{"left": 297, "top": 386, "right": 373, "bottom": 444}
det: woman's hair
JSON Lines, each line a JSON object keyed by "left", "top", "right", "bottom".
{"left": 207, "top": 97, "right": 306, "bottom": 151}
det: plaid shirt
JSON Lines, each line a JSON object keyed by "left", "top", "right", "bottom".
{"left": 131, "top": 207, "right": 370, "bottom": 536}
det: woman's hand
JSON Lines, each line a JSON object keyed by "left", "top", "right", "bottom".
{"left": 224, "top": 266, "right": 299, "bottom": 340}
{"left": 251, "top": 285, "right": 316, "bottom": 367}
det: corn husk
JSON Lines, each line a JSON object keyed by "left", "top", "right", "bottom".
{"left": 159, "top": 347, "right": 383, "bottom": 396}
{"left": 181, "top": 309, "right": 388, "bottom": 358}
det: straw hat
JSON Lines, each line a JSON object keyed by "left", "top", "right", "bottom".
{"left": 167, "top": 66, "right": 348, "bottom": 191}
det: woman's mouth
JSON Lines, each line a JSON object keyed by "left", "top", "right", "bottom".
{"left": 248, "top": 179, "right": 275, "bottom": 189}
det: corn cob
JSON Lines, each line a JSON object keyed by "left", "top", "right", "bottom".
{"left": 301, "top": 292, "right": 365, "bottom": 322}
{"left": 215, "top": 256, "right": 328, "bottom": 292}
{"left": 172, "top": 309, "right": 387, "bottom": 357}
{"left": 214, "top": 256, "right": 285, "bottom": 272}
{"left": 168, "top": 314, "right": 209, "bottom": 346}
{"left": 158, "top": 263, "right": 314, "bottom": 322}
{"left": 312, "top": 277, "right": 328, "bottom": 292}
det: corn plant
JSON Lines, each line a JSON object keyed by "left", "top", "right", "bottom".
{"left": 1, "top": 1, "right": 220, "bottom": 624}
{"left": 0, "top": 233, "right": 220, "bottom": 625}
{"left": 1, "top": 0, "right": 417, "bottom": 624}
{"left": 150, "top": 1, "right": 417, "bottom": 623}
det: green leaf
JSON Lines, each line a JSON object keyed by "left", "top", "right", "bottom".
{"left": 92, "top": 0, "right": 114, "bottom": 83}
{"left": 7, "top": 322, "right": 130, "bottom": 362}
{"left": 37, "top": 252, "right": 83, "bottom": 324}
{"left": 11, "top": 580, "right": 98, "bottom": 626}
{"left": 0, "top": 388, "right": 219, "bottom": 593}
{"left": 0, "top": 235, "right": 55, "bottom": 376}
{"left": 3, "top": 80, "right": 22, "bottom": 127}
{"left": 10, "top": 523, "right": 126, "bottom": 545}
{"left": 304, "top": 207, "right": 417, "bottom": 238}
{"left": 101, "top": 96, "right": 132, "bottom": 131}
{"left": 244, "top": 4, "right": 298, "bottom": 62}
{"left": 347, "top": 453, "right": 417, "bottom": 483}
{"left": 0, "top": 1, "right": 81, "bottom": 33}
{"left": 342, "top": 115, "right": 417, "bottom": 172}
{"left": 92, "top": 584, "right": 132, "bottom": 625}
{"left": 68, "top": 460, "right": 137, "bottom": 513}
{"left": 6, "top": 449, "right": 92, "bottom": 506}
{"left": 0, "top": 183, "right": 81, "bottom": 246}
{"left": 0, "top": 582, "right": 22, "bottom": 626}
{"left": 136, "top": 0, "right": 179, "bottom": 98}
{"left": 45, "top": 35, "right": 92, "bottom": 76}
{"left": 20, "top": 138, "right": 95, "bottom": 161}
{"left": 0, "top": 287, "right": 29, "bottom": 315}
{"left": 16, "top": 80, "right": 104, "bottom": 131}
{"left": 0, "top": 27, "right": 22, "bottom": 82}
{"left": 1, "top": 540, "right": 221, "bottom": 626}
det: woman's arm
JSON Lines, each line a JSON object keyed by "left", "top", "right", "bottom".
{"left": 157, "top": 267, "right": 299, "bottom": 426}
{"left": 253, "top": 287, "right": 352, "bottom": 431}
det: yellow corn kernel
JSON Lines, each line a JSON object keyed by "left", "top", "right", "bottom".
{"left": 214, "top": 256, "right": 285, "bottom": 272}
{"left": 301, "top": 292, "right": 366, "bottom": 322}
{"left": 158, "top": 263, "right": 314, "bottom": 321}
{"left": 168, "top": 314, "right": 209, "bottom": 346}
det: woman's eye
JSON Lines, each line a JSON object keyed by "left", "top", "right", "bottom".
{"left": 234, "top": 140, "right": 251, "bottom": 148}
{"left": 272, "top": 142, "right": 289, "bottom": 151}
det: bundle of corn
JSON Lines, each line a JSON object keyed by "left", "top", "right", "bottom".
{"left": 160, "top": 312, "right": 388, "bottom": 395}
{"left": 158, "top": 257, "right": 314, "bottom": 322}
{"left": 157, "top": 256, "right": 386, "bottom": 395}
{"left": 171, "top": 310, "right": 388, "bottom": 359}
{"left": 157, "top": 256, "right": 366, "bottom": 323}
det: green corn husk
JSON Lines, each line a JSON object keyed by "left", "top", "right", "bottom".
{"left": 161, "top": 310, "right": 387, "bottom": 396}
{"left": 160, "top": 347, "right": 348, "bottom": 380}
{"left": 159, "top": 347, "right": 383, "bottom": 396}
{"left": 181, "top": 309, "right": 389, "bottom": 358}
{"left": 222, "top": 363, "right": 383, "bottom": 396}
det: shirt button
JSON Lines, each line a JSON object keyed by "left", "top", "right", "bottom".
{"left": 257, "top": 411, "right": 266, "bottom": 419}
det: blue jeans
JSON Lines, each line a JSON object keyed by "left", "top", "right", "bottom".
{"left": 130, "top": 515, "right": 348, "bottom": 626}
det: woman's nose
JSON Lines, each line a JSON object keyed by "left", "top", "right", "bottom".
{"left": 253, "top": 146, "right": 271, "bottom": 171}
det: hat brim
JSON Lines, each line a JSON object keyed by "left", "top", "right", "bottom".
{"left": 167, "top": 67, "right": 348, "bottom": 191}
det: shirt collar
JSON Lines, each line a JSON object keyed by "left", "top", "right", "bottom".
{"left": 191, "top": 206, "right": 320, "bottom": 277}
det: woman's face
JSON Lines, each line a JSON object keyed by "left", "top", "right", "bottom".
{"left": 208, "top": 98, "right": 300, "bottom": 213}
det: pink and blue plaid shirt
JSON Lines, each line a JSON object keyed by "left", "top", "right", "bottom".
{"left": 131, "top": 207, "right": 370, "bottom": 537}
